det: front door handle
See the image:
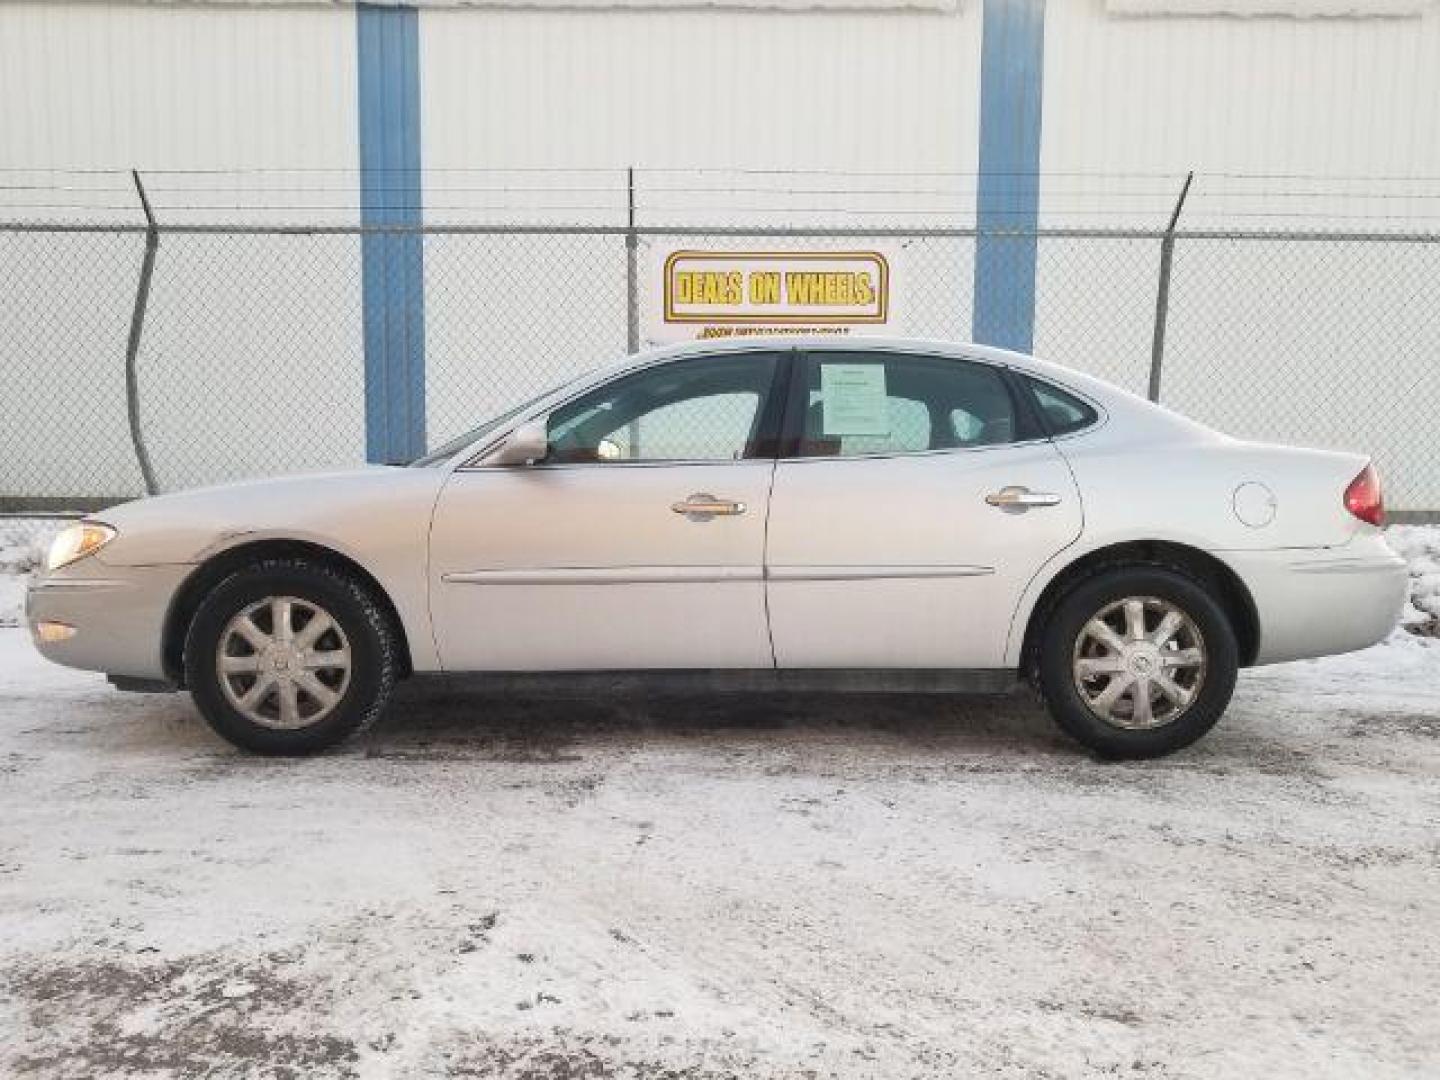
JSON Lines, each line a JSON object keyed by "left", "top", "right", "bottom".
{"left": 985, "top": 485, "right": 1062, "bottom": 511}
{"left": 671, "top": 493, "right": 747, "bottom": 520}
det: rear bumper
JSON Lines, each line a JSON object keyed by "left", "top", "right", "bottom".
{"left": 25, "top": 564, "right": 191, "bottom": 680}
{"left": 1222, "top": 536, "right": 1408, "bottom": 665}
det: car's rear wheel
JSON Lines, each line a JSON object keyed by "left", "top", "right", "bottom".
{"left": 184, "top": 558, "right": 398, "bottom": 755}
{"left": 1036, "top": 567, "right": 1238, "bottom": 759}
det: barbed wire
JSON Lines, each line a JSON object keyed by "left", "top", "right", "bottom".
{"left": 11, "top": 169, "right": 1440, "bottom": 230}
{"left": 14, "top": 165, "right": 1440, "bottom": 182}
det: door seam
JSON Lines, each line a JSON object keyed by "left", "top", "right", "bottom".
{"left": 761, "top": 458, "right": 779, "bottom": 669}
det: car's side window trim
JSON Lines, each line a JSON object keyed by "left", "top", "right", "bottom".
{"left": 449, "top": 349, "right": 1108, "bottom": 471}
{"left": 777, "top": 349, "right": 811, "bottom": 460}
{"left": 999, "top": 366, "right": 1049, "bottom": 444}
{"left": 777, "top": 350, "right": 1046, "bottom": 463}
{"left": 746, "top": 348, "right": 797, "bottom": 460}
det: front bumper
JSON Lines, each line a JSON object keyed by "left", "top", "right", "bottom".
{"left": 1221, "top": 535, "right": 1408, "bottom": 665}
{"left": 25, "top": 563, "right": 192, "bottom": 680}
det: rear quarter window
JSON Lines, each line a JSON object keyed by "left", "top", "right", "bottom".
{"left": 1026, "top": 377, "right": 1099, "bottom": 437}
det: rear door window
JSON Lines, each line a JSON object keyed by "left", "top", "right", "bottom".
{"left": 792, "top": 352, "right": 1019, "bottom": 457}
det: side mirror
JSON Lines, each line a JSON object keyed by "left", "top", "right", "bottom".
{"left": 489, "top": 420, "right": 549, "bottom": 466}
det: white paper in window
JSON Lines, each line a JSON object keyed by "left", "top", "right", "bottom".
{"left": 820, "top": 364, "right": 890, "bottom": 437}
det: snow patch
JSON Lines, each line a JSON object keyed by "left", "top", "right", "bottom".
{"left": 0, "top": 518, "right": 65, "bottom": 630}
{"left": 1386, "top": 524, "right": 1440, "bottom": 636}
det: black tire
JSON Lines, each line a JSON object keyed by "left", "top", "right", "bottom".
{"left": 1036, "top": 566, "right": 1239, "bottom": 760}
{"left": 184, "top": 557, "right": 398, "bottom": 755}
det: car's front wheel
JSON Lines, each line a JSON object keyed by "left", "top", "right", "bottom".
{"left": 1036, "top": 567, "right": 1239, "bottom": 759}
{"left": 184, "top": 557, "right": 399, "bottom": 754}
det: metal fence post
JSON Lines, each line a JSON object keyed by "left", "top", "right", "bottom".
{"left": 124, "top": 169, "right": 161, "bottom": 496}
{"left": 1148, "top": 171, "right": 1193, "bottom": 403}
{"left": 625, "top": 166, "right": 640, "bottom": 354}
{"left": 624, "top": 167, "right": 642, "bottom": 457}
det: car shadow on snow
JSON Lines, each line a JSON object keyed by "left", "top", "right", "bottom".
{"left": 28, "top": 671, "right": 1333, "bottom": 784}
{"left": 363, "top": 678, "right": 1066, "bottom": 758}
{"left": 340, "top": 682, "right": 1337, "bottom": 791}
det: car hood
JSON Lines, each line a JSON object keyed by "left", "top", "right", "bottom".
{"left": 90, "top": 466, "right": 448, "bottom": 567}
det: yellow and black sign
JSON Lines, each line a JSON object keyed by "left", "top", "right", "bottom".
{"left": 657, "top": 250, "right": 891, "bottom": 341}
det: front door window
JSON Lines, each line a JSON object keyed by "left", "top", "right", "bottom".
{"left": 546, "top": 353, "right": 781, "bottom": 465}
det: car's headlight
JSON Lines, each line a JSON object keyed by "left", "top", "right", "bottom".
{"left": 46, "top": 522, "right": 117, "bottom": 571}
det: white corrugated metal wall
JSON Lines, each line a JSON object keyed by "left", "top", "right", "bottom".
{"left": 7, "top": 3, "right": 1434, "bottom": 195}
{"left": 0, "top": 4, "right": 354, "bottom": 172}
{"left": 421, "top": 9, "right": 980, "bottom": 171}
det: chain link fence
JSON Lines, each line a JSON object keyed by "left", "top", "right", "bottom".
{"left": 2, "top": 216, "right": 1438, "bottom": 515}
{"left": 1, "top": 227, "right": 147, "bottom": 504}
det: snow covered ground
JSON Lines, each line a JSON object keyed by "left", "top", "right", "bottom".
{"left": 1387, "top": 524, "right": 1440, "bottom": 636}
{"left": 0, "top": 518, "right": 62, "bottom": 632}
{"left": 1, "top": 522, "right": 1438, "bottom": 1078}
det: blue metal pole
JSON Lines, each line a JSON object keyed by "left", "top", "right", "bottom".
{"left": 357, "top": 3, "right": 426, "bottom": 462}
{"left": 972, "top": 0, "right": 1046, "bottom": 354}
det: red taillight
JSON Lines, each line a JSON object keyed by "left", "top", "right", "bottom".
{"left": 1344, "top": 464, "right": 1385, "bottom": 526}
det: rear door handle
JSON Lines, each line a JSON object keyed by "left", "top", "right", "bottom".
{"left": 985, "top": 485, "right": 1062, "bottom": 510}
{"left": 671, "top": 493, "right": 747, "bottom": 520}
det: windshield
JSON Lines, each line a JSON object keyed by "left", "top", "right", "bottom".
{"left": 407, "top": 375, "right": 584, "bottom": 467}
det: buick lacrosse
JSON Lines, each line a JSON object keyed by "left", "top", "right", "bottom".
{"left": 28, "top": 339, "right": 1406, "bottom": 758}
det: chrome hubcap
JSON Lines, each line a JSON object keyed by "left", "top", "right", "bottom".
{"left": 216, "top": 596, "right": 351, "bottom": 730}
{"left": 1072, "top": 596, "right": 1207, "bottom": 730}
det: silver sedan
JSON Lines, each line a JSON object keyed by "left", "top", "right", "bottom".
{"left": 27, "top": 338, "right": 1407, "bottom": 758}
